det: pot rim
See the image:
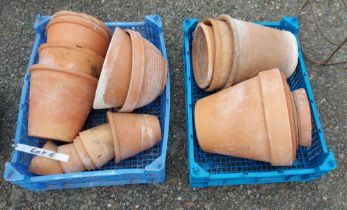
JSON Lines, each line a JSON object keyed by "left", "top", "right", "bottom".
{"left": 30, "top": 64, "right": 98, "bottom": 85}
{"left": 47, "top": 16, "right": 111, "bottom": 43}
{"left": 52, "top": 10, "right": 111, "bottom": 37}
{"left": 203, "top": 18, "right": 223, "bottom": 92}
{"left": 38, "top": 43, "right": 104, "bottom": 62}
{"left": 192, "top": 22, "right": 214, "bottom": 89}
{"left": 107, "top": 111, "right": 121, "bottom": 164}
{"left": 73, "top": 136, "right": 97, "bottom": 170}
{"left": 118, "top": 29, "right": 145, "bottom": 112}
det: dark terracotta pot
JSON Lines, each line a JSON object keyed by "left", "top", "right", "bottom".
{"left": 28, "top": 64, "right": 97, "bottom": 142}
{"left": 38, "top": 43, "right": 104, "bottom": 78}
{"left": 47, "top": 11, "right": 111, "bottom": 58}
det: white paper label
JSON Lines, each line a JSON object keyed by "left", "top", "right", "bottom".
{"left": 14, "top": 143, "right": 69, "bottom": 162}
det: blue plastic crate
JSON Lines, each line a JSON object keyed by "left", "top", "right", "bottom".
{"left": 183, "top": 16, "right": 336, "bottom": 188}
{"left": 4, "top": 15, "right": 170, "bottom": 191}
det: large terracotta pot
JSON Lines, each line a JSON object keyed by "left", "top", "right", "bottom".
{"left": 38, "top": 43, "right": 104, "bottom": 78}
{"left": 57, "top": 143, "right": 86, "bottom": 173}
{"left": 76, "top": 123, "right": 114, "bottom": 168}
{"left": 28, "top": 64, "right": 97, "bottom": 142}
{"left": 93, "top": 28, "right": 132, "bottom": 109}
{"left": 47, "top": 11, "right": 111, "bottom": 58}
{"left": 93, "top": 29, "right": 167, "bottom": 112}
{"left": 195, "top": 69, "right": 310, "bottom": 166}
{"left": 192, "top": 15, "right": 298, "bottom": 91}
{"left": 29, "top": 141, "right": 64, "bottom": 175}
{"left": 107, "top": 112, "right": 162, "bottom": 163}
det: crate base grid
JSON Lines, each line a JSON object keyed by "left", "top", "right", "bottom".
{"left": 183, "top": 16, "right": 335, "bottom": 188}
{"left": 4, "top": 15, "right": 170, "bottom": 191}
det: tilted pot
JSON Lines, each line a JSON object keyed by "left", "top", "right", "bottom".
{"left": 73, "top": 136, "right": 97, "bottom": 170}
{"left": 93, "top": 29, "right": 167, "bottom": 112}
{"left": 47, "top": 11, "right": 111, "bottom": 58}
{"left": 29, "top": 141, "right": 64, "bottom": 175}
{"left": 107, "top": 111, "right": 162, "bottom": 163}
{"left": 38, "top": 43, "right": 104, "bottom": 78}
{"left": 57, "top": 143, "right": 86, "bottom": 173}
{"left": 194, "top": 69, "right": 311, "bottom": 166}
{"left": 93, "top": 27, "right": 133, "bottom": 109}
{"left": 192, "top": 15, "right": 298, "bottom": 91}
{"left": 28, "top": 64, "right": 97, "bottom": 142}
{"left": 76, "top": 123, "right": 114, "bottom": 168}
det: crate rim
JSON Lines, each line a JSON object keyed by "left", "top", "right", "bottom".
{"left": 4, "top": 15, "right": 170, "bottom": 186}
{"left": 183, "top": 16, "right": 336, "bottom": 186}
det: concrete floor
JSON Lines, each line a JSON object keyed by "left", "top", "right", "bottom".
{"left": 0, "top": 0, "right": 346, "bottom": 209}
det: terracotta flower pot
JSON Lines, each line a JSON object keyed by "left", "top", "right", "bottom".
{"left": 73, "top": 136, "right": 96, "bottom": 170}
{"left": 136, "top": 40, "right": 167, "bottom": 108}
{"left": 28, "top": 64, "right": 97, "bottom": 142}
{"left": 47, "top": 11, "right": 111, "bottom": 58}
{"left": 107, "top": 111, "right": 162, "bottom": 163}
{"left": 192, "top": 15, "right": 298, "bottom": 91}
{"left": 93, "top": 29, "right": 167, "bottom": 112}
{"left": 194, "top": 69, "right": 311, "bottom": 166}
{"left": 29, "top": 141, "right": 64, "bottom": 175}
{"left": 93, "top": 28, "right": 132, "bottom": 109}
{"left": 76, "top": 123, "right": 114, "bottom": 168}
{"left": 38, "top": 43, "right": 104, "bottom": 78}
{"left": 57, "top": 143, "right": 86, "bottom": 173}
{"left": 293, "top": 88, "right": 312, "bottom": 146}
{"left": 203, "top": 18, "right": 233, "bottom": 91}
{"left": 192, "top": 22, "right": 215, "bottom": 89}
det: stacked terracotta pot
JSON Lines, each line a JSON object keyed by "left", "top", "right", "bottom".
{"left": 30, "top": 111, "right": 163, "bottom": 175}
{"left": 193, "top": 15, "right": 312, "bottom": 166}
{"left": 192, "top": 15, "right": 298, "bottom": 91}
{"left": 29, "top": 11, "right": 166, "bottom": 175}
{"left": 28, "top": 11, "right": 112, "bottom": 142}
{"left": 93, "top": 28, "right": 167, "bottom": 112}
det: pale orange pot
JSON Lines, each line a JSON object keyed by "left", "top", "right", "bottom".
{"left": 29, "top": 141, "right": 64, "bottom": 175}
{"left": 57, "top": 143, "right": 86, "bottom": 173}
{"left": 38, "top": 43, "right": 104, "bottom": 78}
{"left": 136, "top": 40, "right": 167, "bottom": 108}
{"left": 117, "top": 30, "right": 145, "bottom": 112}
{"left": 192, "top": 15, "right": 298, "bottom": 91}
{"left": 192, "top": 22, "right": 215, "bottom": 89}
{"left": 28, "top": 64, "right": 97, "bottom": 142}
{"left": 107, "top": 111, "right": 162, "bottom": 163}
{"left": 293, "top": 88, "right": 312, "bottom": 146}
{"left": 73, "top": 136, "right": 97, "bottom": 170}
{"left": 194, "top": 69, "right": 311, "bottom": 166}
{"left": 77, "top": 123, "right": 114, "bottom": 168}
{"left": 93, "top": 28, "right": 132, "bottom": 109}
{"left": 47, "top": 11, "right": 111, "bottom": 58}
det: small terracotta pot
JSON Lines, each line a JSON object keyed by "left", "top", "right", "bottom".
{"left": 47, "top": 11, "right": 111, "bottom": 58}
{"left": 203, "top": 18, "right": 233, "bottom": 91}
{"left": 28, "top": 64, "right": 97, "bottom": 142}
{"left": 57, "top": 143, "right": 86, "bottom": 173}
{"left": 38, "top": 43, "right": 104, "bottom": 78}
{"left": 117, "top": 29, "right": 146, "bottom": 112}
{"left": 293, "top": 88, "right": 312, "bottom": 146}
{"left": 195, "top": 69, "right": 297, "bottom": 166}
{"left": 136, "top": 40, "right": 167, "bottom": 108}
{"left": 107, "top": 111, "right": 162, "bottom": 163}
{"left": 192, "top": 22, "right": 215, "bottom": 89}
{"left": 29, "top": 141, "right": 64, "bottom": 175}
{"left": 93, "top": 28, "right": 133, "bottom": 109}
{"left": 73, "top": 136, "right": 97, "bottom": 170}
{"left": 78, "top": 123, "right": 114, "bottom": 168}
